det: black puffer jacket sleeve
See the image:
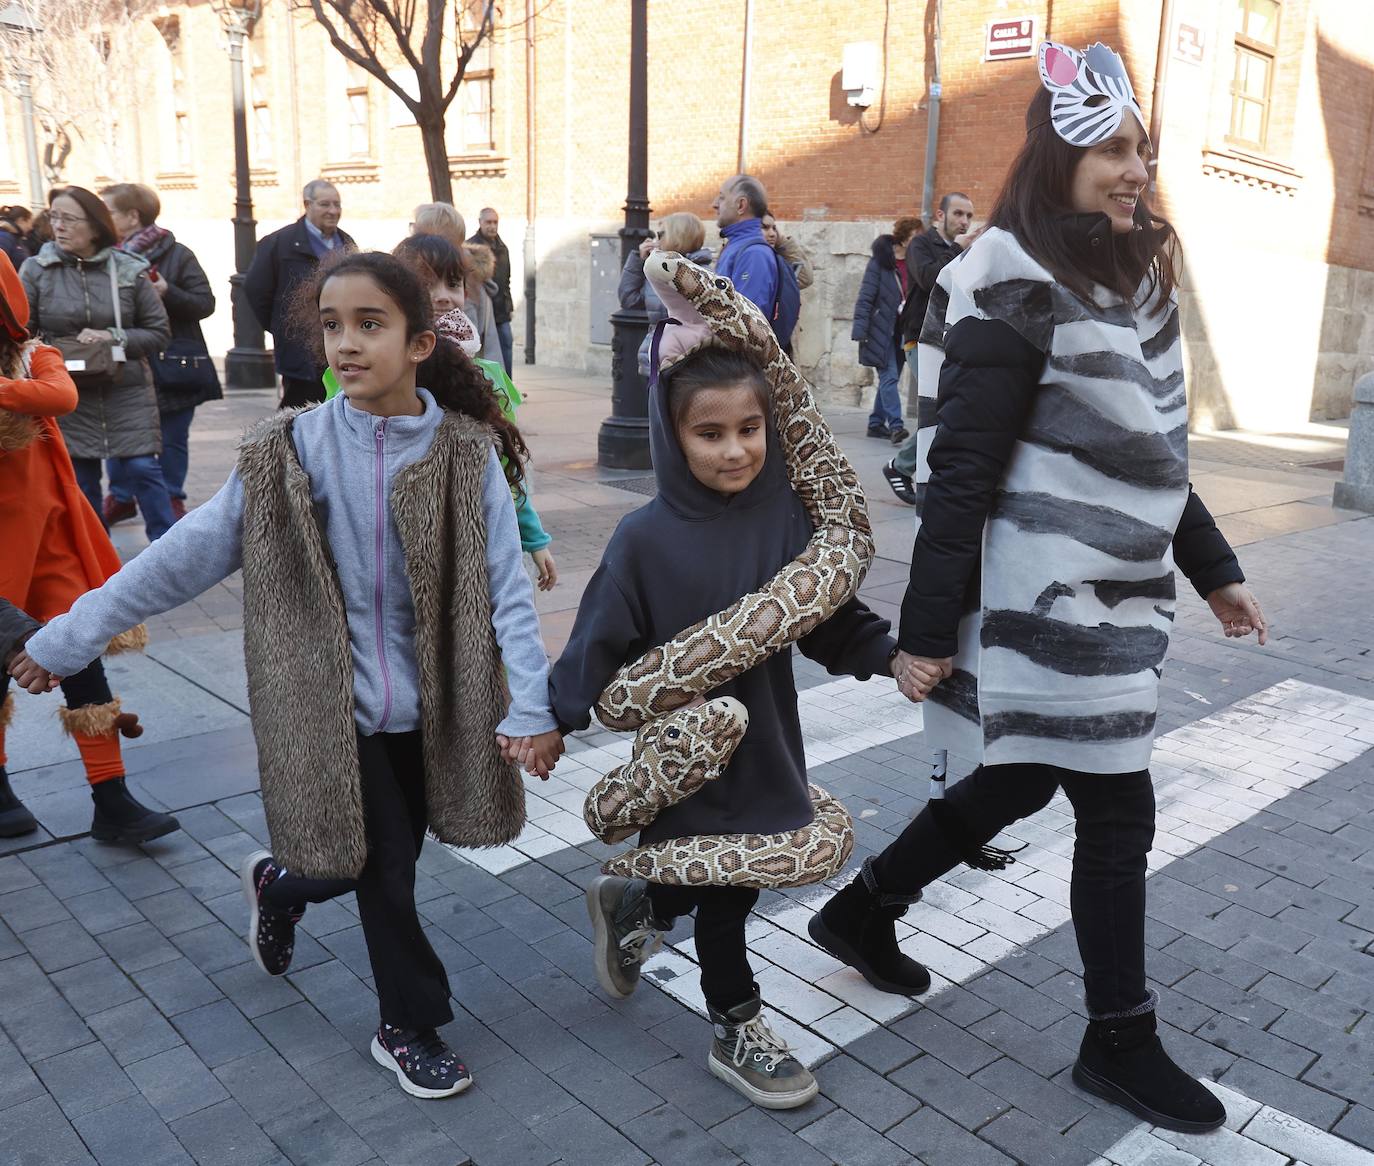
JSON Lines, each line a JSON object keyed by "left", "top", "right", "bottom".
{"left": 897, "top": 315, "right": 1045, "bottom": 656}
{"left": 1173, "top": 487, "right": 1243, "bottom": 597}
{"left": 0, "top": 598, "right": 40, "bottom": 665}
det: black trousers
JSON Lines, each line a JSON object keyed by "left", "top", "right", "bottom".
{"left": 262, "top": 731, "right": 453, "bottom": 1031}
{"left": 648, "top": 883, "right": 759, "bottom": 1013}
{"left": 873, "top": 762, "right": 1156, "bottom": 1019}
{"left": 279, "top": 375, "right": 326, "bottom": 409}
{"left": 0, "top": 656, "right": 112, "bottom": 711}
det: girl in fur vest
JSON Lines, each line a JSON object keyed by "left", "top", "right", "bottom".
{"left": 0, "top": 249, "right": 176, "bottom": 845}
{"left": 10, "top": 251, "right": 564, "bottom": 1100}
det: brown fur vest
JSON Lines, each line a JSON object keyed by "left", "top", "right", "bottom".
{"left": 237, "top": 407, "right": 524, "bottom": 879}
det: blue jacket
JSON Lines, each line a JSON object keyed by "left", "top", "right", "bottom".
{"left": 851, "top": 234, "right": 905, "bottom": 369}
{"left": 715, "top": 220, "right": 778, "bottom": 317}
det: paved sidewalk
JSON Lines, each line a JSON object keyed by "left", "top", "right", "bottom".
{"left": 2, "top": 366, "right": 1373, "bottom": 1166}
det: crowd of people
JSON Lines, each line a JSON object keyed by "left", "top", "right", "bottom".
{"left": 0, "top": 38, "right": 1276, "bottom": 1141}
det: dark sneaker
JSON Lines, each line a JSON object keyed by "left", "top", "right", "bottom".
{"left": 89, "top": 777, "right": 179, "bottom": 844}
{"left": 881, "top": 459, "right": 918, "bottom": 506}
{"left": 103, "top": 495, "right": 138, "bottom": 525}
{"left": 239, "top": 850, "right": 302, "bottom": 977}
{"left": 708, "top": 991, "right": 817, "bottom": 1109}
{"left": 372, "top": 1023, "right": 472, "bottom": 1099}
{"left": 889, "top": 426, "right": 910, "bottom": 443}
{"left": 586, "top": 875, "right": 664, "bottom": 998}
{"left": 0, "top": 766, "right": 37, "bottom": 837}
{"left": 866, "top": 425, "right": 890, "bottom": 440}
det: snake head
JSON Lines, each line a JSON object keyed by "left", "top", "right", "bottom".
{"left": 645, "top": 252, "right": 781, "bottom": 373}
{"left": 632, "top": 696, "right": 750, "bottom": 779}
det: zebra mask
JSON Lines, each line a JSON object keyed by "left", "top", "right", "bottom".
{"left": 1037, "top": 41, "right": 1147, "bottom": 148}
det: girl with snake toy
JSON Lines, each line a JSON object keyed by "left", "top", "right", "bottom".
{"left": 547, "top": 253, "right": 933, "bottom": 1110}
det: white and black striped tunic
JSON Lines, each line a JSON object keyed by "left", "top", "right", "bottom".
{"left": 914, "top": 227, "right": 1188, "bottom": 774}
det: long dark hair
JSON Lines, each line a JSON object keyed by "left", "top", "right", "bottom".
{"left": 296, "top": 250, "right": 527, "bottom": 490}
{"left": 988, "top": 86, "right": 1180, "bottom": 311}
{"left": 661, "top": 346, "right": 770, "bottom": 433}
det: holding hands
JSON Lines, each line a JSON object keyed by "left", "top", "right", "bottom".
{"left": 7, "top": 647, "right": 61, "bottom": 694}
{"left": 891, "top": 649, "right": 951, "bottom": 703}
{"left": 496, "top": 729, "right": 565, "bottom": 779}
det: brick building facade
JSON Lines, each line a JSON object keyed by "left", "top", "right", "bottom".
{"left": 1, "top": 0, "right": 1369, "bottom": 427}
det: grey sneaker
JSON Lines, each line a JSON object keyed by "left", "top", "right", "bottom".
{"left": 707, "top": 991, "right": 818, "bottom": 1109}
{"left": 586, "top": 875, "right": 664, "bottom": 998}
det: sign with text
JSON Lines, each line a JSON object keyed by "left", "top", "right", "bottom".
{"left": 985, "top": 18, "right": 1036, "bottom": 61}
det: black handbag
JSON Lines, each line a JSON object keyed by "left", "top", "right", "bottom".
{"left": 152, "top": 338, "right": 220, "bottom": 395}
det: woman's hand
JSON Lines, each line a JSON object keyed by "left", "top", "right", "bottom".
{"left": 637, "top": 237, "right": 656, "bottom": 260}
{"left": 1206, "top": 583, "right": 1268, "bottom": 646}
{"left": 7, "top": 648, "right": 61, "bottom": 694}
{"left": 495, "top": 730, "right": 565, "bottom": 779}
{"left": 891, "top": 650, "right": 952, "bottom": 703}
{"left": 76, "top": 328, "right": 110, "bottom": 345}
{"left": 531, "top": 548, "right": 558, "bottom": 591}
{"left": 151, "top": 273, "right": 168, "bottom": 297}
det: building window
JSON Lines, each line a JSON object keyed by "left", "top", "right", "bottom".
{"left": 346, "top": 65, "right": 371, "bottom": 157}
{"left": 154, "top": 16, "right": 193, "bottom": 172}
{"left": 1229, "top": 0, "right": 1280, "bottom": 149}
{"left": 250, "top": 35, "right": 274, "bottom": 167}
{"left": 454, "top": 0, "right": 494, "bottom": 153}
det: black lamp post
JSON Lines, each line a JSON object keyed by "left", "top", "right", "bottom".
{"left": 597, "top": 0, "right": 651, "bottom": 469}
{"left": 211, "top": 0, "right": 276, "bottom": 389}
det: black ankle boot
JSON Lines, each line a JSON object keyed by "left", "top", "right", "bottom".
{"left": 807, "top": 857, "right": 931, "bottom": 995}
{"left": 1073, "top": 1008, "right": 1225, "bottom": 1133}
{"left": 0, "top": 766, "right": 37, "bottom": 837}
{"left": 90, "top": 778, "right": 179, "bottom": 844}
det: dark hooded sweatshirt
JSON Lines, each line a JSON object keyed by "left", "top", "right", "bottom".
{"left": 548, "top": 367, "right": 896, "bottom": 845}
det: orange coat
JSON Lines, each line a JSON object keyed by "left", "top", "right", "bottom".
{"left": 0, "top": 343, "right": 123, "bottom": 622}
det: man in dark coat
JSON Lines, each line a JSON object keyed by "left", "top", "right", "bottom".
{"left": 469, "top": 207, "right": 514, "bottom": 373}
{"left": 245, "top": 180, "right": 355, "bottom": 409}
{"left": 885, "top": 193, "right": 980, "bottom": 503}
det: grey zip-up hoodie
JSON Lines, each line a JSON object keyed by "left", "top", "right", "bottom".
{"left": 27, "top": 389, "right": 555, "bottom": 738}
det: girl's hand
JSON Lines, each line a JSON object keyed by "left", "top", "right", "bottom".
{"left": 76, "top": 328, "right": 109, "bottom": 345}
{"left": 521, "top": 731, "right": 565, "bottom": 779}
{"left": 8, "top": 649, "right": 61, "bottom": 694}
{"left": 892, "top": 650, "right": 952, "bottom": 703}
{"left": 1206, "top": 583, "right": 1268, "bottom": 646}
{"left": 532, "top": 548, "right": 558, "bottom": 591}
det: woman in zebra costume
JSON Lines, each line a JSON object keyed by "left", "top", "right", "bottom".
{"left": 808, "top": 42, "right": 1267, "bottom": 1134}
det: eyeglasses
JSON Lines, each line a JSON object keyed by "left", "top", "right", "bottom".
{"left": 48, "top": 212, "right": 88, "bottom": 226}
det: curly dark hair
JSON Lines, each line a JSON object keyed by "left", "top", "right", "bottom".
{"left": 290, "top": 250, "right": 528, "bottom": 490}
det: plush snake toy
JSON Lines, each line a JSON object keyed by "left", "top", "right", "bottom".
{"left": 581, "top": 253, "right": 875, "bottom": 889}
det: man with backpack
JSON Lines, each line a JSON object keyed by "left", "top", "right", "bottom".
{"left": 711, "top": 174, "right": 801, "bottom": 352}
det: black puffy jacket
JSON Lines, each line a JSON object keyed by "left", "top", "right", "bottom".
{"left": 140, "top": 230, "right": 222, "bottom": 412}
{"left": 851, "top": 235, "right": 905, "bottom": 369}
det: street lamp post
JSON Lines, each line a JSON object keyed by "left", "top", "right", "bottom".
{"left": 596, "top": 0, "right": 651, "bottom": 470}
{"left": 0, "top": 2, "right": 45, "bottom": 211}
{"left": 211, "top": 0, "right": 276, "bottom": 389}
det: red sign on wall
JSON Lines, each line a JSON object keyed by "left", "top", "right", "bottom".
{"left": 985, "top": 18, "right": 1036, "bottom": 61}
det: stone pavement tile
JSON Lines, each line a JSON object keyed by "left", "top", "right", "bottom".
{"left": 173, "top": 804, "right": 242, "bottom": 844}
{"left": 0, "top": 1094, "right": 96, "bottom": 1165}
{"left": 1195, "top": 1013, "right": 1319, "bottom": 1078}
{"left": 173, "top": 998, "right": 271, "bottom": 1069}
{"left": 622, "top": 1101, "right": 743, "bottom": 1166}
{"left": 142, "top": 832, "right": 215, "bottom": 872}
{"left": 1058, "top": 1104, "right": 1139, "bottom": 1157}
{"left": 835, "top": 1023, "right": 921, "bottom": 1076}
{"left": 19, "top": 846, "right": 111, "bottom": 899}
{"left": 262, "top": 1098, "right": 375, "bottom": 1166}
{"left": 343, "top": 1090, "right": 472, "bottom": 1166}
{"left": 20, "top": 917, "right": 104, "bottom": 973}
{"left": 892, "top": 1008, "right": 1002, "bottom": 1075}
{"left": 471, "top": 1050, "right": 580, "bottom": 1127}
{"left": 0, "top": 853, "right": 39, "bottom": 894}
{"left": 128, "top": 1043, "right": 231, "bottom": 1122}
{"left": 977, "top": 1107, "right": 1084, "bottom": 1166}
{"left": 88, "top": 996, "right": 185, "bottom": 1066}
{"left": 636, "top": 1056, "right": 750, "bottom": 1129}
{"left": 421, "top": 1089, "right": 555, "bottom": 1166}
{"left": 1174, "top": 969, "right": 1286, "bottom": 1028}
{"left": 559, "top": 1046, "right": 665, "bottom": 1121}
{"left": 214, "top": 1046, "right": 327, "bottom": 1125}
{"left": 498, "top": 859, "right": 583, "bottom": 906}
{"left": 1154, "top": 1121, "right": 1289, "bottom": 1166}
{"left": 488, "top": 1001, "right": 589, "bottom": 1073}
{"left": 530, "top": 1102, "right": 653, "bottom": 1166}
{"left": 514, "top": 966, "right": 610, "bottom": 1027}
{"left": 433, "top": 861, "right": 518, "bottom": 908}
{"left": 887, "top": 1105, "right": 1014, "bottom": 1165}
{"left": 1150, "top": 1019, "right": 1237, "bottom": 1083}
{"left": 1233, "top": 935, "right": 1344, "bottom": 990}
{"left": 251, "top": 1001, "right": 350, "bottom": 1070}
{"left": 202, "top": 830, "right": 268, "bottom": 873}
{"left": 972, "top": 1057, "right": 1091, "bottom": 1132}
{"left": 461, "top": 922, "right": 556, "bottom": 984}
{"left": 134, "top": 956, "right": 225, "bottom": 1016}
{"left": 710, "top": 1107, "right": 832, "bottom": 1166}
{"left": 103, "top": 855, "right": 182, "bottom": 900}
{"left": 169, "top": 856, "right": 239, "bottom": 902}
{"left": 287, "top": 959, "right": 377, "bottom": 1031}
{"left": 797, "top": 1108, "right": 911, "bottom": 1166}
{"left": 1334, "top": 1105, "right": 1374, "bottom": 1153}
{"left": 168, "top": 1098, "right": 283, "bottom": 1166}
{"left": 1154, "top": 985, "right": 1219, "bottom": 1033}
{"left": 887, "top": 1053, "right": 1011, "bottom": 1131}
{"left": 295, "top": 1050, "right": 392, "bottom": 1118}
{"left": 97, "top": 919, "right": 182, "bottom": 974}
{"left": 4, "top": 986, "right": 94, "bottom": 1062}
{"left": 1259, "top": 973, "right": 1370, "bottom": 1033}
{"left": 35, "top": 1038, "right": 140, "bottom": 1121}
{"left": 923, "top": 982, "right": 1002, "bottom": 1027}
{"left": 171, "top": 921, "right": 251, "bottom": 977}
{"left": 568, "top": 1008, "right": 675, "bottom": 1075}
{"left": 0, "top": 882, "right": 71, "bottom": 932}
{"left": 0, "top": 1031, "right": 47, "bottom": 1114}
{"left": 967, "top": 969, "right": 1072, "bottom": 1031}
{"left": 1217, "top": 1056, "right": 1349, "bottom": 1129}
{"left": 138, "top": 887, "right": 217, "bottom": 936}
{"left": 422, "top": 893, "right": 504, "bottom": 943}
{"left": 450, "top": 963, "right": 528, "bottom": 1025}
{"left": 438, "top": 1007, "right": 516, "bottom": 1072}
{"left": 813, "top": 1054, "right": 920, "bottom": 1132}
{"left": 0, "top": 918, "right": 19, "bottom": 962}
{"left": 969, "top": 1011, "right": 1078, "bottom": 1078}
{"left": 211, "top": 960, "right": 303, "bottom": 1019}
{"left": 1161, "top": 934, "right": 1267, "bottom": 991}
{"left": 72, "top": 1094, "right": 196, "bottom": 1166}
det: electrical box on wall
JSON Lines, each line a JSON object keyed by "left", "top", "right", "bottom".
{"left": 842, "top": 41, "right": 879, "bottom": 108}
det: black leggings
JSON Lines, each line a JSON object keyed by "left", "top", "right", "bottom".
{"left": 0, "top": 656, "right": 112, "bottom": 711}
{"left": 648, "top": 883, "right": 760, "bottom": 1013}
{"left": 873, "top": 762, "right": 1156, "bottom": 1019}
{"left": 261, "top": 730, "right": 452, "bottom": 1031}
